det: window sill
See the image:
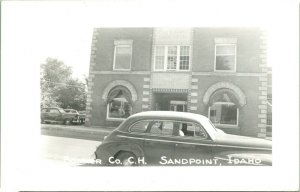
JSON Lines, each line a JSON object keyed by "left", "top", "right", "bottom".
{"left": 214, "top": 124, "right": 240, "bottom": 129}
{"left": 106, "top": 117, "right": 126, "bottom": 122}
{"left": 113, "top": 69, "right": 131, "bottom": 71}
{"left": 152, "top": 70, "right": 190, "bottom": 73}
{"left": 214, "top": 70, "right": 236, "bottom": 73}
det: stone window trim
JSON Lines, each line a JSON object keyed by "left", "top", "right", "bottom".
{"left": 114, "top": 39, "right": 133, "bottom": 46}
{"left": 214, "top": 38, "right": 237, "bottom": 44}
{"left": 102, "top": 80, "right": 138, "bottom": 103}
{"left": 203, "top": 82, "right": 246, "bottom": 107}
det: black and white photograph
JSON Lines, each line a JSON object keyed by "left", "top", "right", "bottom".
{"left": 1, "top": 0, "right": 299, "bottom": 191}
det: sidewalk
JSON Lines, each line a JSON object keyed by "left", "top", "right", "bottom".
{"left": 41, "top": 124, "right": 115, "bottom": 137}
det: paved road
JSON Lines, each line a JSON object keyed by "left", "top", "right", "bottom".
{"left": 41, "top": 135, "right": 101, "bottom": 166}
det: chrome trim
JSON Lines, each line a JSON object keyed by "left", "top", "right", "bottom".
{"left": 215, "top": 144, "right": 271, "bottom": 150}
{"left": 116, "top": 135, "right": 271, "bottom": 150}
{"left": 117, "top": 135, "right": 213, "bottom": 147}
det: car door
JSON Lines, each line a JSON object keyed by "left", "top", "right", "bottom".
{"left": 49, "top": 108, "right": 61, "bottom": 122}
{"left": 142, "top": 120, "right": 176, "bottom": 165}
{"left": 173, "top": 122, "right": 216, "bottom": 166}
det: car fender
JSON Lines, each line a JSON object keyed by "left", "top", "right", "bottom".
{"left": 97, "top": 141, "right": 145, "bottom": 159}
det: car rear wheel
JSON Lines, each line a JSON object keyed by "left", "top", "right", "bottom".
{"left": 115, "top": 152, "right": 137, "bottom": 166}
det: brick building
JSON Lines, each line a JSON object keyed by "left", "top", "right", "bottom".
{"left": 85, "top": 28, "right": 271, "bottom": 138}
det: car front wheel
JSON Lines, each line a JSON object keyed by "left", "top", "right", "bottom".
{"left": 115, "top": 152, "right": 138, "bottom": 166}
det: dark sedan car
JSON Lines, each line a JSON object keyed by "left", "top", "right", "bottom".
{"left": 41, "top": 107, "right": 79, "bottom": 125}
{"left": 94, "top": 111, "right": 272, "bottom": 166}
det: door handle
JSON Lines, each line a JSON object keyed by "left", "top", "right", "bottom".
{"left": 175, "top": 144, "right": 178, "bottom": 147}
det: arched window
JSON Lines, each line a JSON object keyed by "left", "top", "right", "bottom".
{"left": 208, "top": 89, "right": 239, "bottom": 126}
{"left": 106, "top": 86, "right": 132, "bottom": 120}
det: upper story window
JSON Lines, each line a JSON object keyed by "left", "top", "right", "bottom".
{"left": 214, "top": 38, "right": 237, "bottom": 72}
{"left": 113, "top": 40, "right": 133, "bottom": 70}
{"left": 154, "top": 45, "right": 190, "bottom": 71}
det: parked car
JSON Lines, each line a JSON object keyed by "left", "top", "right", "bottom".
{"left": 41, "top": 107, "right": 79, "bottom": 125}
{"left": 78, "top": 111, "right": 86, "bottom": 125}
{"left": 94, "top": 111, "right": 272, "bottom": 166}
{"left": 64, "top": 109, "right": 80, "bottom": 124}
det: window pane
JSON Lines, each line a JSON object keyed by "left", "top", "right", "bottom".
{"left": 195, "top": 124, "right": 207, "bottom": 138}
{"left": 155, "top": 46, "right": 165, "bottom": 70}
{"left": 130, "top": 121, "right": 149, "bottom": 133}
{"left": 167, "top": 46, "right": 177, "bottom": 70}
{"left": 209, "top": 103, "right": 238, "bottom": 125}
{"left": 155, "top": 46, "right": 165, "bottom": 56}
{"left": 179, "top": 46, "right": 190, "bottom": 70}
{"left": 108, "top": 90, "right": 132, "bottom": 119}
{"left": 216, "top": 55, "right": 235, "bottom": 70}
{"left": 114, "top": 46, "right": 131, "bottom": 70}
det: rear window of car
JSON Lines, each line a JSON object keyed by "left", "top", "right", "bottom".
{"left": 129, "top": 120, "right": 150, "bottom": 133}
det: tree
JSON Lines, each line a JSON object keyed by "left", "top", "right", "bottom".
{"left": 54, "top": 78, "right": 87, "bottom": 110}
{"left": 40, "top": 58, "right": 86, "bottom": 111}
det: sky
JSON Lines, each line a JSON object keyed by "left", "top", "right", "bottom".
{"left": 3, "top": 0, "right": 293, "bottom": 81}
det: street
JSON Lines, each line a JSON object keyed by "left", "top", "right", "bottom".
{"left": 41, "top": 135, "right": 101, "bottom": 166}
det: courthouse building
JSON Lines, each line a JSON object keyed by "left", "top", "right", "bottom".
{"left": 85, "top": 28, "right": 271, "bottom": 138}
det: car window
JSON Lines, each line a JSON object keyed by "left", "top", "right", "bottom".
{"left": 178, "top": 122, "right": 207, "bottom": 139}
{"left": 42, "top": 109, "right": 48, "bottom": 113}
{"left": 149, "top": 121, "right": 174, "bottom": 136}
{"left": 50, "top": 109, "right": 59, "bottom": 114}
{"left": 195, "top": 124, "right": 207, "bottom": 138}
{"left": 129, "top": 120, "right": 150, "bottom": 133}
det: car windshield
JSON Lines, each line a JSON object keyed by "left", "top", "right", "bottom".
{"left": 58, "top": 108, "right": 66, "bottom": 113}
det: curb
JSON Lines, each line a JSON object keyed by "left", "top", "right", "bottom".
{"left": 41, "top": 125, "right": 114, "bottom": 135}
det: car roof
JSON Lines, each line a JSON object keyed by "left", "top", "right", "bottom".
{"left": 128, "top": 111, "right": 208, "bottom": 122}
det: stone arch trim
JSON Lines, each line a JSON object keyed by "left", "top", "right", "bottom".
{"left": 203, "top": 82, "right": 246, "bottom": 107}
{"left": 102, "top": 80, "right": 138, "bottom": 103}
